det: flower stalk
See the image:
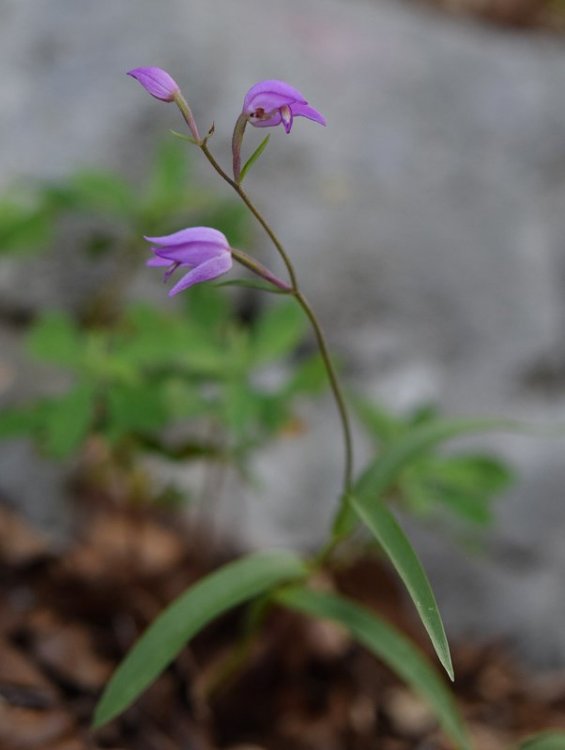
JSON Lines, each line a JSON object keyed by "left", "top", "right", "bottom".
{"left": 198, "top": 138, "right": 353, "bottom": 498}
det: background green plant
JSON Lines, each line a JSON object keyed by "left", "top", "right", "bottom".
{"left": 0, "top": 136, "right": 523, "bottom": 748}
{"left": 0, "top": 141, "right": 330, "bottom": 502}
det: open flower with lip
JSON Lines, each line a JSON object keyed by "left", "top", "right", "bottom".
{"left": 146, "top": 227, "right": 232, "bottom": 296}
{"left": 243, "top": 79, "right": 326, "bottom": 134}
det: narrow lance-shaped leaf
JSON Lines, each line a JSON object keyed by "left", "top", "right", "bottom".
{"left": 278, "top": 587, "right": 471, "bottom": 750}
{"left": 93, "top": 551, "right": 306, "bottom": 729}
{"left": 350, "top": 492, "right": 453, "bottom": 680}
{"left": 240, "top": 135, "right": 271, "bottom": 183}
{"left": 519, "top": 732, "right": 565, "bottom": 750}
{"left": 169, "top": 129, "right": 199, "bottom": 145}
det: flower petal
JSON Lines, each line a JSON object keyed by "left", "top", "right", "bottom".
{"left": 144, "top": 226, "right": 228, "bottom": 249}
{"left": 280, "top": 105, "right": 293, "bottom": 134}
{"left": 291, "top": 102, "right": 326, "bottom": 127}
{"left": 243, "top": 79, "right": 307, "bottom": 114}
{"left": 155, "top": 242, "right": 228, "bottom": 266}
{"left": 168, "top": 252, "right": 233, "bottom": 296}
{"left": 146, "top": 256, "right": 171, "bottom": 267}
{"left": 127, "top": 67, "right": 180, "bottom": 102}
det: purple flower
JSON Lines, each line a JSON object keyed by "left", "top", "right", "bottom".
{"left": 145, "top": 227, "right": 232, "bottom": 296}
{"left": 242, "top": 80, "right": 326, "bottom": 134}
{"left": 127, "top": 67, "right": 180, "bottom": 102}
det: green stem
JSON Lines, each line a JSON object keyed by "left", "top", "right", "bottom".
{"left": 198, "top": 142, "right": 354, "bottom": 498}
{"left": 200, "top": 142, "right": 298, "bottom": 289}
{"left": 292, "top": 290, "right": 353, "bottom": 493}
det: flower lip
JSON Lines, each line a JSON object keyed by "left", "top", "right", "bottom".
{"left": 127, "top": 67, "right": 180, "bottom": 102}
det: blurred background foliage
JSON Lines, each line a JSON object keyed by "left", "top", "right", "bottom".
{"left": 0, "top": 136, "right": 513, "bottom": 528}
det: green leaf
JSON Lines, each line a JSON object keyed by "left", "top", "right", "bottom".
{"left": 202, "top": 201, "right": 250, "bottom": 250}
{"left": 162, "top": 379, "right": 209, "bottom": 421}
{"left": 338, "top": 417, "right": 513, "bottom": 538}
{"left": 27, "top": 311, "right": 83, "bottom": 368}
{"left": 251, "top": 300, "right": 307, "bottom": 364}
{"left": 0, "top": 405, "right": 42, "bottom": 440}
{"left": 67, "top": 170, "right": 134, "bottom": 217}
{"left": 277, "top": 588, "right": 470, "bottom": 750}
{"left": 429, "top": 454, "right": 513, "bottom": 496}
{"left": 106, "top": 384, "right": 168, "bottom": 441}
{"left": 186, "top": 284, "right": 231, "bottom": 332}
{"left": 0, "top": 197, "right": 52, "bottom": 255}
{"left": 143, "top": 140, "right": 189, "bottom": 214}
{"left": 215, "top": 278, "right": 287, "bottom": 294}
{"left": 41, "top": 383, "right": 95, "bottom": 458}
{"left": 350, "top": 493, "right": 453, "bottom": 680}
{"left": 434, "top": 488, "right": 493, "bottom": 525}
{"left": 519, "top": 732, "right": 565, "bottom": 750}
{"left": 223, "top": 377, "right": 259, "bottom": 440}
{"left": 284, "top": 354, "right": 328, "bottom": 396}
{"left": 356, "top": 418, "right": 511, "bottom": 502}
{"left": 169, "top": 129, "right": 199, "bottom": 145}
{"left": 93, "top": 550, "right": 306, "bottom": 728}
{"left": 240, "top": 135, "right": 271, "bottom": 183}
{"left": 353, "top": 397, "right": 403, "bottom": 445}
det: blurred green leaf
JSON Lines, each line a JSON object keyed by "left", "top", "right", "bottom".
{"left": 223, "top": 377, "right": 259, "bottom": 440}
{"left": 142, "top": 140, "right": 189, "bottom": 217}
{"left": 338, "top": 417, "right": 512, "bottom": 538}
{"left": 285, "top": 354, "right": 327, "bottom": 396}
{"left": 435, "top": 487, "right": 492, "bottom": 525}
{"left": 41, "top": 383, "right": 95, "bottom": 458}
{"left": 430, "top": 454, "right": 513, "bottom": 496}
{"left": 0, "top": 405, "right": 42, "bottom": 439}
{"left": 255, "top": 393, "right": 290, "bottom": 434}
{"left": 203, "top": 201, "right": 250, "bottom": 250}
{"left": 353, "top": 397, "right": 403, "bottom": 444}
{"left": 251, "top": 300, "right": 307, "bottom": 364}
{"left": 68, "top": 170, "right": 135, "bottom": 217}
{"left": 27, "top": 312, "right": 83, "bottom": 369}
{"left": 350, "top": 492, "right": 453, "bottom": 680}
{"left": 0, "top": 198, "right": 52, "bottom": 255}
{"left": 162, "top": 379, "right": 210, "bottom": 421}
{"left": 355, "top": 418, "right": 511, "bottom": 515}
{"left": 93, "top": 550, "right": 307, "bottom": 728}
{"left": 519, "top": 732, "right": 565, "bottom": 750}
{"left": 408, "top": 402, "right": 440, "bottom": 426}
{"left": 278, "top": 588, "right": 470, "bottom": 750}
{"left": 106, "top": 384, "right": 168, "bottom": 441}
{"left": 401, "top": 453, "right": 512, "bottom": 525}
{"left": 186, "top": 285, "right": 231, "bottom": 333}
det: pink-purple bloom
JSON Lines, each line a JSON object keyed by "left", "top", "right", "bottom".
{"left": 243, "top": 80, "right": 326, "bottom": 134}
{"left": 127, "top": 67, "right": 180, "bottom": 102}
{"left": 146, "top": 227, "right": 232, "bottom": 296}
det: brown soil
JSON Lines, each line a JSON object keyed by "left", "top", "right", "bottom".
{"left": 407, "top": 0, "right": 565, "bottom": 31}
{"left": 1, "top": 503, "right": 564, "bottom": 750}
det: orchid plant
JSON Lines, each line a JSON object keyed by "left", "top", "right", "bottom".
{"left": 89, "top": 68, "right": 546, "bottom": 750}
